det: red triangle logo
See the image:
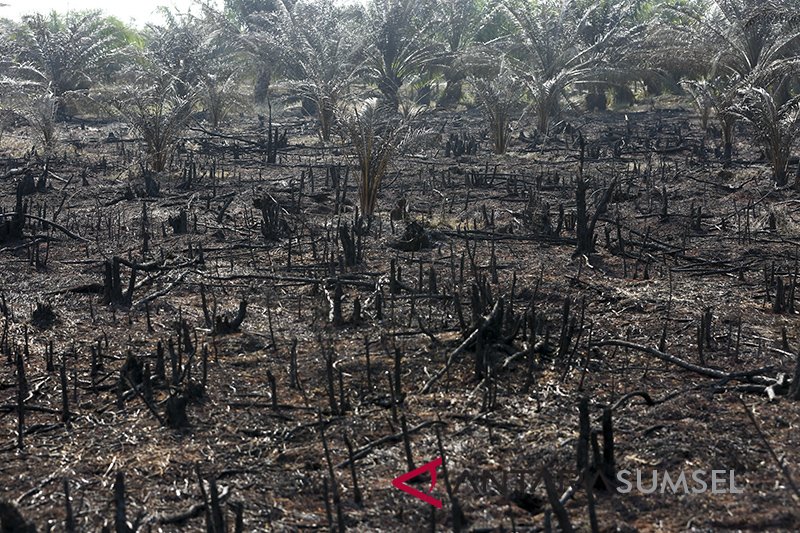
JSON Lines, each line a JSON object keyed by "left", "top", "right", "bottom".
{"left": 391, "top": 457, "right": 443, "bottom": 508}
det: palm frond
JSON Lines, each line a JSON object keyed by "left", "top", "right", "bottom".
{"left": 338, "top": 100, "right": 415, "bottom": 216}
{"left": 501, "top": 0, "right": 644, "bottom": 132}
{"left": 730, "top": 85, "right": 800, "bottom": 185}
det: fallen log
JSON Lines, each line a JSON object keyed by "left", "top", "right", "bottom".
{"left": 335, "top": 420, "right": 445, "bottom": 469}
{"left": 0, "top": 212, "right": 89, "bottom": 242}
{"left": 592, "top": 339, "right": 776, "bottom": 387}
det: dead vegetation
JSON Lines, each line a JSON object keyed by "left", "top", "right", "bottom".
{"left": 1, "top": 0, "right": 800, "bottom": 532}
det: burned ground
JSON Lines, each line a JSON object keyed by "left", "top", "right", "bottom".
{"left": 1, "top": 99, "right": 799, "bottom": 532}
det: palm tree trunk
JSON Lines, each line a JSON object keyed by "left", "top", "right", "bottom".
{"left": 254, "top": 69, "right": 271, "bottom": 105}
{"left": 721, "top": 117, "right": 735, "bottom": 166}
{"left": 537, "top": 100, "right": 550, "bottom": 134}
{"left": 379, "top": 74, "right": 401, "bottom": 111}
{"left": 772, "top": 145, "right": 789, "bottom": 187}
{"left": 440, "top": 77, "right": 464, "bottom": 107}
{"left": 319, "top": 100, "right": 335, "bottom": 143}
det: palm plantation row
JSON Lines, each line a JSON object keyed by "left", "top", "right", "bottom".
{"left": 1, "top": 0, "right": 800, "bottom": 212}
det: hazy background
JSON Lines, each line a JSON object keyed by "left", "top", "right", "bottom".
{"left": 0, "top": 0, "right": 224, "bottom": 25}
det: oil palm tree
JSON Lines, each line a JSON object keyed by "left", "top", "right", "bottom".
{"left": 364, "top": 0, "right": 443, "bottom": 110}
{"left": 340, "top": 100, "right": 415, "bottom": 216}
{"left": 433, "top": 0, "right": 501, "bottom": 106}
{"left": 656, "top": 0, "right": 800, "bottom": 162}
{"left": 469, "top": 60, "right": 523, "bottom": 154}
{"left": 682, "top": 74, "right": 741, "bottom": 161}
{"left": 145, "top": 8, "right": 245, "bottom": 128}
{"left": 502, "top": 0, "right": 644, "bottom": 133}
{"left": 254, "top": 0, "right": 366, "bottom": 142}
{"left": 731, "top": 87, "right": 800, "bottom": 186}
{"left": 96, "top": 40, "right": 197, "bottom": 172}
{"left": 10, "top": 11, "right": 125, "bottom": 118}
{"left": 107, "top": 71, "right": 196, "bottom": 172}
